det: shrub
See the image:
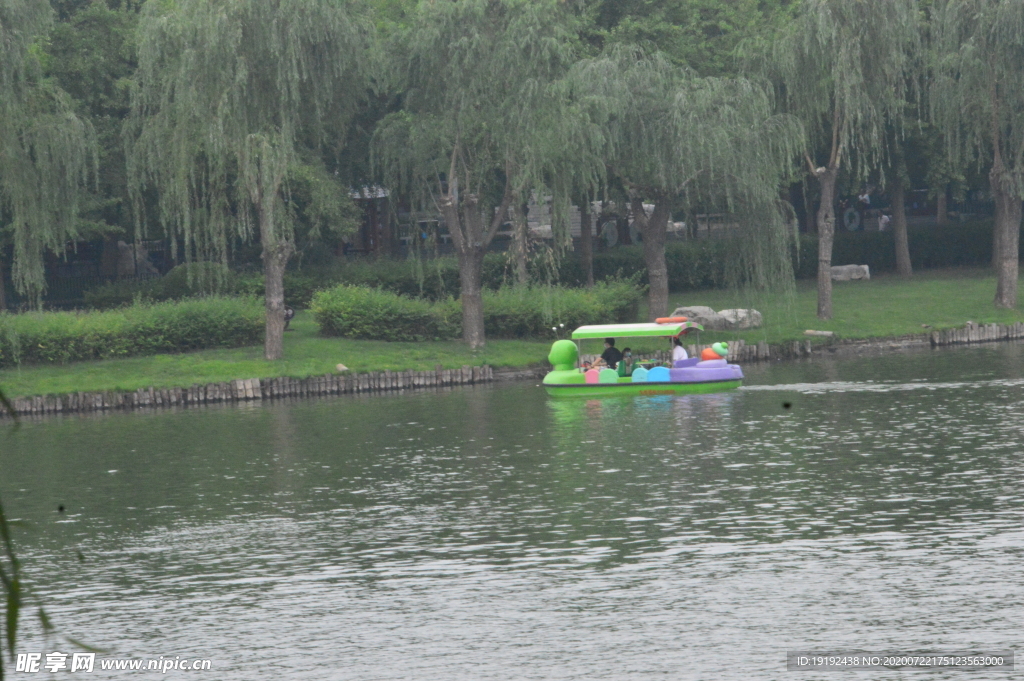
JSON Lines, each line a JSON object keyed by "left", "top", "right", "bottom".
{"left": 794, "top": 219, "right": 997, "bottom": 278}
{"left": 0, "top": 297, "right": 263, "bottom": 368}
{"left": 83, "top": 262, "right": 239, "bottom": 309}
{"left": 310, "top": 280, "right": 643, "bottom": 341}
{"left": 482, "top": 281, "right": 641, "bottom": 337}
{"left": 309, "top": 285, "right": 460, "bottom": 341}
{"left": 79, "top": 219, "right": 1002, "bottom": 311}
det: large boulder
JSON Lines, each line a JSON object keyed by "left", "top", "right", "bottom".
{"left": 671, "top": 305, "right": 716, "bottom": 319}
{"left": 671, "top": 305, "right": 762, "bottom": 330}
{"left": 670, "top": 305, "right": 728, "bottom": 330}
{"left": 831, "top": 264, "right": 870, "bottom": 281}
{"left": 718, "top": 308, "right": 763, "bottom": 330}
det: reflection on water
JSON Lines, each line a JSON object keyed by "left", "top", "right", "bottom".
{"left": 2, "top": 342, "right": 1024, "bottom": 679}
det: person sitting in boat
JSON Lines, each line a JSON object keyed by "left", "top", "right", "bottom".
{"left": 671, "top": 336, "right": 688, "bottom": 363}
{"left": 617, "top": 348, "right": 635, "bottom": 377}
{"left": 595, "top": 337, "right": 623, "bottom": 369}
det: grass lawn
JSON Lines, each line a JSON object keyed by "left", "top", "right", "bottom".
{"left": 0, "top": 313, "right": 551, "bottom": 398}
{"left": 660, "top": 267, "right": 1024, "bottom": 348}
{"left": 2, "top": 267, "right": 1023, "bottom": 398}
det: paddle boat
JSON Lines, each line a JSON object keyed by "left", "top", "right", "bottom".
{"left": 543, "top": 320, "right": 743, "bottom": 397}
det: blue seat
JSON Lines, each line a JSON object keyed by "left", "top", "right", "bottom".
{"left": 647, "top": 366, "right": 671, "bottom": 382}
{"left": 631, "top": 367, "right": 649, "bottom": 382}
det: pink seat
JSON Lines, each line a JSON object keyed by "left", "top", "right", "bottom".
{"left": 585, "top": 369, "right": 600, "bottom": 384}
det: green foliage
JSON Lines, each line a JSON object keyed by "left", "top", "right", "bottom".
{"left": 793, "top": 220, "right": 1000, "bottom": 278}
{"left": 375, "top": 0, "right": 579, "bottom": 215}
{"left": 83, "top": 263, "right": 239, "bottom": 309}
{"left": 931, "top": 0, "right": 1024, "bottom": 198}
{"left": 127, "top": 0, "right": 374, "bottom": 260}
{"left": 561, "top": 242, "right": 730, "bottom": 290}
{"left": 310, "top": 285, "right": 459, "bottom": 341}
{"left": 0, "top": 488, "right": 21, "bottom": 681}
{"left": 569, "top": 45, "right": 803, "bottom": 296}
{"left": 82, "top": 221, "right": 1005, "bottom": 316}
{"left": 287, "top": 161, "right": 362, "bottom": 264}
{"left": 47, "top": 3, "right": 136, "bottom": 118}
{"left": 126, "top": 0, "right": 375, "bottom": 358}
{"left": 590, "top": 0, "right": 797, "bottom": 76}
{"left": 0, "top": 311, "right": 552, "bottom": 398}
{"left": 310, "top": 280, "right": 643, "bottom": 341}
{"left": 671, "top": 267, "right": 1024, "bottom": 346}
{"left": 374, "top": 0, "right": 586, "bottom": 346}
{"left": 481, "top": 282, "right": 642, "bottom": 337}
{"left": 85, "top": 259, "right": 463, "bottom": 310}
{"left": 46, "top": 2, "right": 139, "bottom": 241}
{"left": 0, "top": 0, "right": 96, "bottom": 305}
{"left": 758, "top": 0, "right": 920, "bottom": 178}
{"left": 0, "top": 297, "right": 263, "bottom": 367}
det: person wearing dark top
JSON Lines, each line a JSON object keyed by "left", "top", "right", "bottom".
{"left": 600, "top": 337, "right": 623, "bottom": 369}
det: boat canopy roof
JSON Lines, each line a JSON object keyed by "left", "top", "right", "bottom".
{"left": 571, "top": 322, "right": 703, "bottom": 339}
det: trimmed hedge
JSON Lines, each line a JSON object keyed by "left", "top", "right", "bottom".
{"left": 84, "top": 262, "right": 244, "bottom": 309}
{"left": 310, "top": 280, "right": 643, "bottom": 341}
{"left": 308, "top": 285, "right": 460, "bottom": 341}
{"left": 0, "top": 297, "right": 264, "bottom": 367}
{"left": 481, "top": 282, "right": 640, "bottom": 337}
{"left": 793, "top": 219, "right": 997, "bottom": 279}
{"left": 81, "top": 220, "right": 999, "bottom": 311}
{"left": 295, "top": 221, "right": 991, "bottom": 301}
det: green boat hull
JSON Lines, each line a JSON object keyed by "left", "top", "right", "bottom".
{"left": 544, "top": 379, "right": 742, "bottom": 398}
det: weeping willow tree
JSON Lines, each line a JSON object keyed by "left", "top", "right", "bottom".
{"left": 0, "top": 0, "right": 94, "bottom": 309}
{"left": 932, "top": 0, "right": 1024, "bottom": 309}
{"left": 569, "top": 46, "right": 803, "bottom": 320}
{"left": 373, "top": 0, "right": 582, "bottom": 349}
{"left": 762, "top": 0, "right": 919, "bottom": 319}
{"left": 126, "top": 0, "right": 372, "bottom": 359}
{"left": 535, "top": 81, "right": 609, "bottom": 289}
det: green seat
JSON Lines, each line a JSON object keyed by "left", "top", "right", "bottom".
{"left": 598, "top": 368, "right": 618, "bottom": 383}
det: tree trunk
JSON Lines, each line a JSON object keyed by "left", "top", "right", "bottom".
{"left": 580, "top": 202, "right": 594, "bottom": 288}
{"left": 512, "top": 203, "right": 528, "bottom": 286}
{"left": 992, "top": 211, "right": 1003, "bottom": 269}
{"left": 992, "top": 180, "right": 1021, "bottom": 309}
{"left": 633, "top": 197, "right": 671, "bottom": 321}
{"left": 893, "top": 180, "right": 912, "bottom": 278}
{"left": 260, "top": 205, "right": 293, "bottom": 360}
{"left": 815, "top": 167, "right": 838, "bottom": 319}
{"left": 459, "top": 247, "right": 486, "bottom": 348}
{"left": 936, "top": 187, "right": 948, "bottom": 227}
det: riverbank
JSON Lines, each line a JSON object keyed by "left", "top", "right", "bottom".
{"left": 666, "top": 267, "right": 1024, "bottom": 345}
{"left": 2, "top": 267, "right": 1023, "bottom": 411}
{"left": 1, "top": 320, "right": 1021, "bottom": 418}
{"left": 0, "top": 313, "right": 550, "bottom": 398}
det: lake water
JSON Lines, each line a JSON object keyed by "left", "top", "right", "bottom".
{"left": 2, "top": 343, "right": 1023, "bottom": 679}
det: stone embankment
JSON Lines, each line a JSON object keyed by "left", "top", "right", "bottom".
{"left": 3, "top": 365, "right": 495, "bottom": 418}
{"left": 3, "top": 321, "right": 1022, "bottom": 418}
{"left": 929, "top": 321, "right": 1024, "bottom": 346}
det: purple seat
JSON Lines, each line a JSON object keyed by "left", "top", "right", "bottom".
{"left": 673, "top": 358, "right": 700, "bottom": 368}
{"left": 670, "top": 363, "right": 744, "bottom": 383}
